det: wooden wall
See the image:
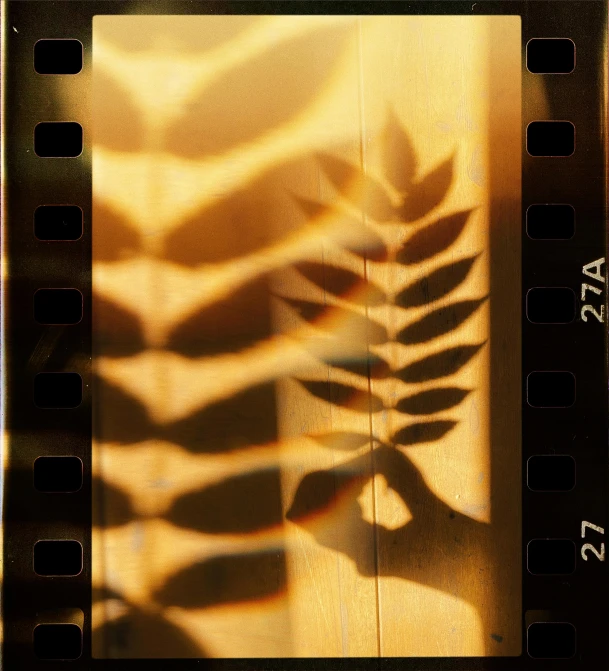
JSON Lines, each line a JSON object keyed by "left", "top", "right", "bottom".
{"left": 89, "top": 15, "right": 521, "bottom": 658}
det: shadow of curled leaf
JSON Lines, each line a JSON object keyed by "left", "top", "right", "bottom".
{"left": 391, "top": 421, "right": 457, "bottom": 446}
{"left": 165, "top": 25, "right": 350, "bottom": 158}
{"left": 166, "top": 468, "right": 283, "bottom": 534}
{"left": 394, "top": 255, "right": 480, "bottom": 308}
{"left": 395, "top": 388, "right": 471, "bottom": 415}
{"left": 395, "top": 343, "right": 486, "bottom": 383}
{"left": 400, "top": 154, "right": 455, "bottom": 222}
{"left": 154, "top": 549, "right": 287, "bottom": 609}
{"left": 397, "top": 297, "right": 488, "bottom": 345}
{"left": 92, "top": 607, "right": 206, "bottom": 659}
{"left": 296, "top": 379, "right": 384, "bottom": 413}
{"left": 396, "top": 209, "right": 474, "bottom": 265}
{"left": 317, "top": 153, "right": 396, "bottom": 222}
{"left": 294, "top": 261, "right": 386, "bottom": 306}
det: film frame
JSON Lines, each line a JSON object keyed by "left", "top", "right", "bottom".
{"left": 1, "top": 0, "right": 608, "bottom": 668}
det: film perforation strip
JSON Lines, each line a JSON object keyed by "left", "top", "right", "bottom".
{"left": 3, "top": 7, "right": 92, "bottom": 665}
{"left": 522, "top": 2, "right": 608, "bottom": 665}
{"left": 1, "top": 2, "right": 607, "bottom": 669}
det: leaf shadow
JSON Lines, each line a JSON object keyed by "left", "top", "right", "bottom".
{"left": 296, "top": 379, "right": 384, "bottom": 413}
{"left": 94, "top": 377, "right": 278, "bottom": 453}
{"left": 395, "top": 343, "right": 486, "bottom": 383}
{"left": 396, "top": 297, "right": 488, "bottom": 345}
{"left": 168, "top": 383, "right": 278, "bottom": 453}
{"left": 163, "top": 157, "right": 389, "bottom": 269}
{"left": 154, "top": 549, "right": 287, "bottom": 609}
{"left": 321, "top": 352, "right": 391, "bottom": 379}
{"left": 395, "top": 388, "right": 471, "bottom": 415}
{"left": 166, "top": 468, "right": 283, "bottom": 534}
{"left": 92, "top": 295, "right": 145, "bottom": 358}
{"left": 92, "top": 201, "right": 141, "bottom": 262}
{"left": 166, "top": 277, "right": 273, "bottom": 358}
{"left": 163, "top": 169, "right": 278, "bottom": 267}
{"left": 317, "top": 153, "right": 396, "bottom": 221}
{"left": 91, "top": 102, "right": 494, "bottom": 654}
{"left": 295, "top": 261, "right": 386, "bottom": 306}
{"left": 93, "top": 376, "right": 154, "bottom": 444}
{"left": 400, "top": 154, "right": 455, "bottom": 222}
{"left": 92, "top": 69, "right": 144, "bottom": 153}
{"left": 395, "top": 255, "right": 479, "bottom": 308}
{"left": 284, "top": 114, "right": 493, "bottom": 631}
{"left": 396, "top": 209, "right": 474, "bottom": 265}
{"left": 277, "top": 296, "right": 389, "bottom": 345}
{"left": 382, "top": 108, "right": 418, "bottom": 193}
{"left": 391, "top": 420, "right": 457, "bottom": 445}
{"left": 165, "top": 25, "right": 350, "bottom": 158}
{"left": 92, "top": 586, "right": 124, "bottom": 603}
{"left": 290, "top": 195, "right": 389, "bottom": 262}
{"left": 93, "top": 475, "right": 136, "bottom": 528}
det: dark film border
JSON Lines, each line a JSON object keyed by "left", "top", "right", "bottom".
{"left": 1, "top": 1, "right": 607, "bottom": 669}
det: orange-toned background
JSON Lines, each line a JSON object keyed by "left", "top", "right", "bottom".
{"left": 89, "top": 15, "right": 521, "bottom": 658}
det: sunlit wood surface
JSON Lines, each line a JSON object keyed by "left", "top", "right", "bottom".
{"left": 88, "top": 15, "right": 521, "bottom": 658}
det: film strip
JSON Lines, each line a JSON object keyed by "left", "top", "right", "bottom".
{"left": 1, "top": 1, "right": 607, "bottom": 669}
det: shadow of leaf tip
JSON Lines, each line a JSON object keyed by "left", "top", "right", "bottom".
{"left": 383, "top": 106, "right": 418, "bottom": 193}
{"left": 315, "top": 152, "right": 396, "bottom": 222}
{"left": 399, "top": 152, "right": 459, "bottom": 222}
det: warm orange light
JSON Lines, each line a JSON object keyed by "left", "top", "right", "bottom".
{"left": 91, "top": 15, "right": 521, "bottom": 659}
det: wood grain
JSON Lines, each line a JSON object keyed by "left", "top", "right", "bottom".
{"left": 90, "top": 15, "right": 521, "bottom": 658}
